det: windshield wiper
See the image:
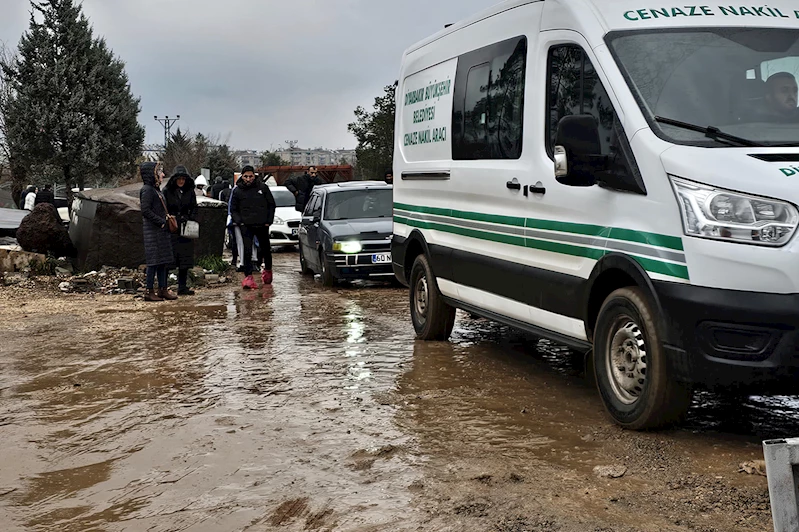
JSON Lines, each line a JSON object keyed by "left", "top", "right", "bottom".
{"left": 654, "top": 116, "right": 765, "bottom": 147}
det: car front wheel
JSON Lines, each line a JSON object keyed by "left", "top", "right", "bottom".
{"left": 409, "top": 254, "right": 455, "bottom": 341}
{"left": 593, "top": 287, "right": 692, "bottom": 430}
{"left": 299, "top": 246, "right": 313, "bottom": 275}
{"left": 319, "top": 250, "right": 335, "bottom": 287}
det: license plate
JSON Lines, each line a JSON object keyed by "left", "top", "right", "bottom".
{"left": 372, "top": 253, "right": 391, "bottom": 264}
{"left": 291, "top": 228, "right": 299, "bottom": 235}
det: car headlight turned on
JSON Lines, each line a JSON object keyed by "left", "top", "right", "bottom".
{"left": 333, "top": 241, "right": 362, "bottom": 254}
{"left": 670, "top": 176, "right": 799, "bottom": 246}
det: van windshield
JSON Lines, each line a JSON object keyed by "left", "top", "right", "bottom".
{"left": 608, "top": 28, "right": 799, "bottom": 147}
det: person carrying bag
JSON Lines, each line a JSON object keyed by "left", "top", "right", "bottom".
{"left": 164, "top": 166, "right": 199, "bottom": 296}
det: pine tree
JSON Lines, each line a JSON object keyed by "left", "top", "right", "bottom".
{"left": 1, "top": 0, "right": 144, "bottom": 201}
{"left": 206, "top": 145, "right": 237, "bottom": 181}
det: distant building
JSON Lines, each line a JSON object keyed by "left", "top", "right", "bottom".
{"left": 271, "top": 147, "right": 356, "bottom": 167}
{"left": 234, "top": 150, "right": 261, "bottom": 169}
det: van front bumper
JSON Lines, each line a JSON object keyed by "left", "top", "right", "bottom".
{"left": 655, "top": 281, "right": 799, "bottom": 393}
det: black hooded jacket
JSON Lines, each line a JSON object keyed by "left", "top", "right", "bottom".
{"left": 229, "top": 177, "right": 276, "bottom": 227}
{"left": 164, "top": 166, "right": 198, "bottom": 225}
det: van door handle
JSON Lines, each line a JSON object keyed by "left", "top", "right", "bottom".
{"left": 530, "top": 182, "right": 546, "bottom": 195}
{"left": 506, "top": 179, "right": 521, "bottom": 191}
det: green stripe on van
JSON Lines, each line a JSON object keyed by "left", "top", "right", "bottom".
{"left": 394, "top": 213, "right": 690, "bottom": 281}
{"left": 394, "top": 202, "right": 684, "bottom": 251}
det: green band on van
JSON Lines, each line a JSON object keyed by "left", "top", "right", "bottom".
{"left": 394, "top": 203, "right": 689, "bottom": 281}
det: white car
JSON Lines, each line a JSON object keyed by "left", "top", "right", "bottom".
{"left": 269, "top": 186, "right": 301, "bottom": 248}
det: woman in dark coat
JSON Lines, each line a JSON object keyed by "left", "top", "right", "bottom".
{"left": 140, "top": 162, "right": 177, "bottom": 302}
{"left": 164, "top": 166, "right": 198, "bottom": 295}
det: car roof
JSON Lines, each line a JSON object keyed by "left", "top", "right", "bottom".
{"left": 317, "top": 181, "right": 392, "bottom": 193}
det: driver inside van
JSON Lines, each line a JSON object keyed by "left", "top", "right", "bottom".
{"left": 764, "top": 72, "right": 799, "bottom": 120}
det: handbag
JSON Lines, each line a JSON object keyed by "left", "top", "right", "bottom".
{"left": 158, "top": 192, "right": 179, "bottom": 233}
{"left": 181, "top": 220, "right": 200, "bottom": 239}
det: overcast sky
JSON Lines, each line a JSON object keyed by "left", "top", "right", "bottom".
{"left": 0, "top": 0, "right": 498, "bottom": 151}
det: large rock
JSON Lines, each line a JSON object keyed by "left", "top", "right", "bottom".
{"left": 16, "top": 203, "right": 76, "bottom": 257}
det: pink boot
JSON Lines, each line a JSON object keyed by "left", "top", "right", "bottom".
{"left": 242, "top": 275, "right": 258, "bottom": 290}
{"left": 261, "top": 270, "right": 273, "bottom": 285}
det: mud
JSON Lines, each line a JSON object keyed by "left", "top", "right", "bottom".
{"left": 0, "top": 252, "right": 790, "bottom": 531}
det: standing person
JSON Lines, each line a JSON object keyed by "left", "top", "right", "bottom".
{"left": 194, "top": 175, "right": 208, "bottom": 197}
{"left": 285, "top": 166, "right": 322, "bottom": 213}
{"left": 164, "top": 165, "right": 198, "bottom": 296}
{"left": 19, "top": 185, "right": 35, "bottom": 209}
{"left": 210, "top": 176, "right": 226, "bottom": 200}
{"left": 22, "top": 186, "right": 37, "bottom": 210}
{"left": 229, "top": 165, "right": 276, "bottom": 289}
{"left": 219, "top": 179, "right": 232, "bottom": 203}
{"left": 139, "top": 162, "right": 177, "bottom": 302}
{"left": 34, "top": 184, "right": 55, "bottom": 206}
{"left": 384, "top": 169, "right": 394, "bottom": 185}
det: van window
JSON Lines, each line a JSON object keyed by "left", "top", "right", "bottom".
{"left": 452, "top": 36, "right": 527, "bottom": 160}
{"left": 547, "top": 45, "right": 616, "bottom": 155}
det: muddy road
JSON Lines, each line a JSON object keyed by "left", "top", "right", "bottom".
{"left": 0, "top": 252, "right": 790, "bottom": 531}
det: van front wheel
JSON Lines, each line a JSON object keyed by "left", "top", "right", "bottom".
{"left": 594, "top": 287, "right": 692, "bottom": 430}
{"left": 409, "top": 254, "right": 455, "bottom": 341}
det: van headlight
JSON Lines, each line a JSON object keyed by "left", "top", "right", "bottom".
{"left": 333, "top": 241, "right": 362, "bottom": 254}
{"left": 670, "top": 176, "right": 798, "bottom": 246}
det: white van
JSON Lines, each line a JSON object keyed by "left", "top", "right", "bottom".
{"left": 392, "top": 0, "right": 799, "bottom": 429}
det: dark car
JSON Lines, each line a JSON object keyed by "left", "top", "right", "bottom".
{"left": 298, "top": 181, "right": 394, "bottom": 286}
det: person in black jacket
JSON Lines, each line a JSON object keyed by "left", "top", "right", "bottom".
{"left": 219, "top": 180, "right": 232, "bottom": 204}
{"left": 229, "top": 165, "right": 276, "bottom": 288}
{"left": 34, "top": 184, "right": 55, "bottom": 206}
{"left": 285, "top": 166, "right": 322, "bottom": 212}
{"left": 164, "top": 166, "right": 199, "bottom": 296}
{"left": 139, "top": 162, "right": 177, "bottom": 302}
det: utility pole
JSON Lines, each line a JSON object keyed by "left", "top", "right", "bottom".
{"left": 154, "top": 115, "right": 180, "bottom": 153}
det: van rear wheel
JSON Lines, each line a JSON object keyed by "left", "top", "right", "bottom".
{"left": 409, "top": 254, "right": 455, "bottom": 341}
{"left": 593, "top": 287, "right": 692, "bottom": 430}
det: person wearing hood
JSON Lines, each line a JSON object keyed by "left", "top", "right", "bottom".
{"left": 194, "top": 175, "right": 208, "bottom": 197}
{"left": 229, "top": 165, "right": 276, "bottom": 288}
{"left": 164, "top": 166, "right": 198, "bottom": 295}
{"left": 139, "top": 162, "right": 177, "bottom": 302}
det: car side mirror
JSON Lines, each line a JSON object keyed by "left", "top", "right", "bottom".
{"left": 554, "top": 114, "right": 608, "bottom": 187}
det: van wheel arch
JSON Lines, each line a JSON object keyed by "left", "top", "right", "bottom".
{"left": 403, "top": 230, "right": 430, "bottom": 282}
{"left": 584, "top": 253, "right": 663, "bottom": 342}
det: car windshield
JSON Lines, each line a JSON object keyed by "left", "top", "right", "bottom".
{"left": 271, "top": 189, "right": 295, "bottom": 208}
{"left": 608, "top": 28, "right": 799, "bottom": 146}
{"left": 324, "top": 189, "right": 393, "bottom": 221}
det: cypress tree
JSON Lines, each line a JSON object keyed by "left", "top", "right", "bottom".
{"left": 1, "top": 0, "right": 144, "bottom": 201}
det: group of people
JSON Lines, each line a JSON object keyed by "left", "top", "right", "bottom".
{"left": 139, "top": 163, "right": 200, "bottom": 302}
{"left": 138, "top": 162, "right": 390, "bottom": 301}
{"left": 18, "top": 183, "right": 55, "bottom": 211}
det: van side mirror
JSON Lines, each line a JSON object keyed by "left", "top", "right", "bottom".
{"left": 554, "top": 115, "right": 608, "bottom": 187}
